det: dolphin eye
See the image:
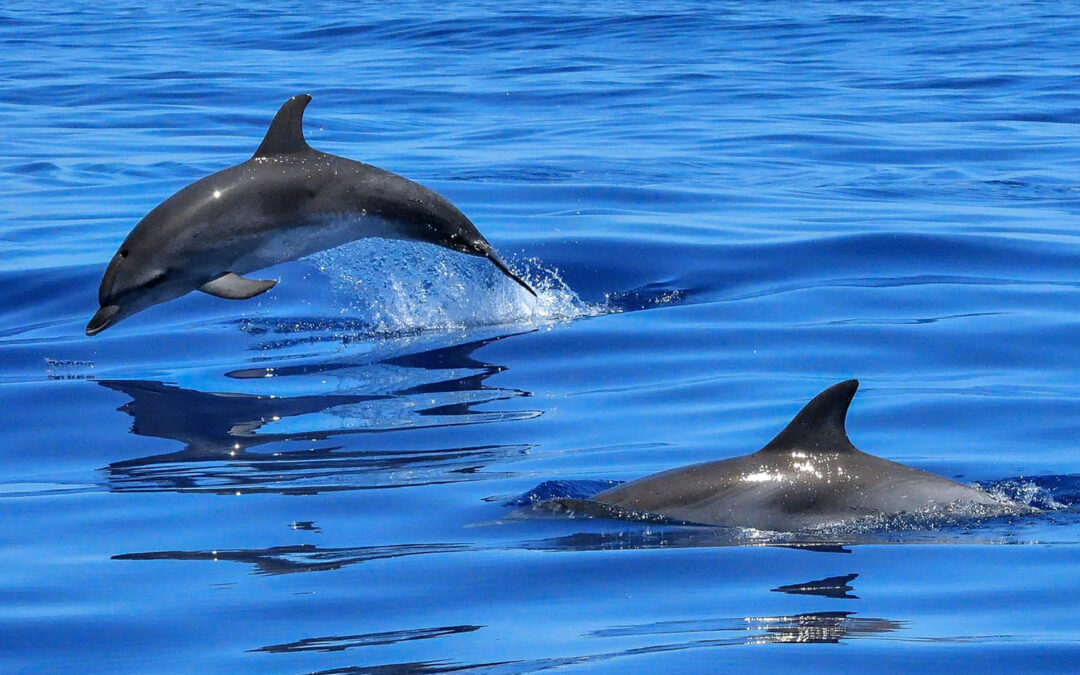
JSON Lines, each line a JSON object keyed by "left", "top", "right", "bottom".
{"left": 119, "top": 250, "right": 129, "bottom": 258}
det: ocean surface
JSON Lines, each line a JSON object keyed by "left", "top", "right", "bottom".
{"left": 3, "top": 2, "right": 1080, "bottom": 672}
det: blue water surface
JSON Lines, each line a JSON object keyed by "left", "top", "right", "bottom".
{"left": 3, "top": 2, "right": 1080, "bottom": 672}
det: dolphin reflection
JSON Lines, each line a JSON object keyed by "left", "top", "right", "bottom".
{"left": 249, "top": 624, "right": 484, "bottom": 654}
{"left": 114, "top": 543, "right": 473, "bottom": 575}
{"left": 114, "top": 538, "right": 908, "bottom": 669}
{"left": 586, "top": 611, "right": 904, "bottom": 645}
{"left": 100, "top": 333, "right": 538, "bottom": 494}
{"left": 288, "top": 608, "right": 905, "bottom": 674}
{"left": 112, "top": 529, "right": 856, "bottom": 578}
{"left": 773, "top": 573, "right": 859, "bottom": 600}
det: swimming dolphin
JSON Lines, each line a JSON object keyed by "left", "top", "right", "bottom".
{"left": 86, "top": 94, "right": 535, "bottom": 336}
{"left": 591, "top": 380, "right": 1031, "bottom": 531}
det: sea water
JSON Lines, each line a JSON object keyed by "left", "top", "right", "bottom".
{"left": 2, "top": 2, "right": 1080, "bottom": 672}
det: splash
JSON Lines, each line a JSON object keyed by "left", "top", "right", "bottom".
{"left": 505, "top": 479, "right": 624, "bottom": 506}
{"left": 978, "top": 475, "right": 1080, "bottom": 510}
{"left": 238, "top": 241, "right": 690, "bottom": 348}
{"left": 307, "top": 239, "right": 603, "bottom": 337}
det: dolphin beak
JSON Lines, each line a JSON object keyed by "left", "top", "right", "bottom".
{"left": 86, "top": 304, "right": 120, "bottom": 336}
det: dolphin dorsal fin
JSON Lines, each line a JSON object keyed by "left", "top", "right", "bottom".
{"left": 253, "top": 94, "right": 312, "bottom": 158}
{"left": 758, "top": 379, "right": 860, "bottom": 454}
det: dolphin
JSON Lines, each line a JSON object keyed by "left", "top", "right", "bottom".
{"left": 87, "top": 94, "right": 535, "bottom": 336}
{"left": 591, "top": 380, "right": 1032, "bottom": 531}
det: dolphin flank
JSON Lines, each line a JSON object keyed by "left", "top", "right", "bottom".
{"left": 591, "top": 380, "right": 1034, "bottom": 531}
{"left": 87, "top": 94, "right": 535, "bottom": 336}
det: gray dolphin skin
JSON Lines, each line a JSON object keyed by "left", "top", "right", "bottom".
{"left": 87, "top": 94, "right": 535, "bottom": 336}
{"left": 592, "top": 380, "right": 1031, "bottom": 531}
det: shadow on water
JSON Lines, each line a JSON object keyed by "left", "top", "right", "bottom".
{"left": 111, "top": 540, "right": 1019, "bottom": 672}
{"left": 111, "top": 525, "right": 858, "bottom": 578}
{"left": 291, "top": 579, "right": 916, "bottom": 675}
{"left": 295, "top": 608, "right": 907, "bottom": 674}
{"left": 101, "top": 332, "right": 540, "bottom": 494}
{"left": 773, "top": 573, "right": 859, "bottom": 599}
{"left": 112, "top": 540, "right": 910, "bottom": 673}
{"left": 114, "top": 543, "right": 474, "bottom": 575}
{"left": 585, "top": 611, "right": 903, "bottom": 644}
{"left": 285, "top": 572, "right": 1015, "bottom": 674}
{"left": 249, "top": 624, "right": 484, "bottom": 654}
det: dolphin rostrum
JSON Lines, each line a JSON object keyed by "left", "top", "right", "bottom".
{"left": 87, "top": 94, "right": 535, "bottom": 336}
{"left": 591, "top": 380, "right": 1032, "bottom": 531}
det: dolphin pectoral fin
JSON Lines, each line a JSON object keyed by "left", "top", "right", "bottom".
{"left": 200, "top": 273, "right": 277, "bottom": 300}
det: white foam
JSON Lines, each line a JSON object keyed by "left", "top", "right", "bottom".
{"left": 308, "top": 239, "right": 604, "bottom": 336}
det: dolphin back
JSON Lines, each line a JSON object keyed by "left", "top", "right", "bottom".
{"left": 257, "top": 95, "right": 537, "bottom": 296}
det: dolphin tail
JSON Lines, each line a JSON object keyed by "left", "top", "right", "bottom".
{"left": 485, "top": 252, "right": 537, "bottom": 297}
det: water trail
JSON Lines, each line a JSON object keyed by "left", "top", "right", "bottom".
{"left": 978, "top": 475, "right": 1080, "bottom": 510}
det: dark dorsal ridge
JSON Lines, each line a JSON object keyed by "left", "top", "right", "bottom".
{"left": 253, "top": 94, "right": 312, "bottom": 158}
{"left": 757, "top": 379, "right": 859, "bottom": 454}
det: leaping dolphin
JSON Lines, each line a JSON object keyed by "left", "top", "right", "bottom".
{"left": 591, "top": 380, "right": 1033, "bottom": 531}
{"left": 87, "top": 94, "right": 535, "bottom": 336}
